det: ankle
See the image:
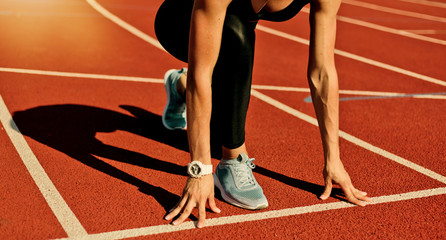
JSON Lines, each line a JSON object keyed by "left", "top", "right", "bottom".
{"left": 221, "top": 144, "right": 247, "bottom": 160}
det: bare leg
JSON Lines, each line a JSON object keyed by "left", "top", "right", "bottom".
{"left": 222, "top": 143, "right": 247, "bottom": 160}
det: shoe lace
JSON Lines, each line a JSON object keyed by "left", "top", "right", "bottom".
{"left": 234, "top": 158, "right": 256, "bottom": 188}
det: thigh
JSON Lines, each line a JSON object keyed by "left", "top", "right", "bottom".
{"left": 154, "top": 0, "right": 194, "bottom": 62}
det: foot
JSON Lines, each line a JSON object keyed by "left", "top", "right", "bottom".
{"left": 162, "top": 68, "right": 187, "bottom": 130}
{"left": 214, "top": 153, "right": 268, "bottom": 210}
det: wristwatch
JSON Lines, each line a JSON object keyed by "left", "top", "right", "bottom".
{"left": 187, "top": 161, "right": 213, "bottom": 178}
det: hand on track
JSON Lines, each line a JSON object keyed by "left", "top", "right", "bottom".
{"left": 164, "top": 174, "right": 221, "bottom": 228}
{"left": 319, "top": 160, "right": 372, "bottom": 206}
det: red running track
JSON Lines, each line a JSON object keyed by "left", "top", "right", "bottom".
{"left": 0, "top": 0, "right": 445, "bottom": 239}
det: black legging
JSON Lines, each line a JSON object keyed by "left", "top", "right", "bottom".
{"left": 155, "top": 0, "right": 309, "bottom": 150}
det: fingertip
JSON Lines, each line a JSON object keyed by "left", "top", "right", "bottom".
{"left": 165, "top": 208, "right": 178, "bottom": 220}
{"left": 351, "top": 198, "right": 367, "bottom": 207}
{"left": 197, "top": 221, "right": 204, "bottom": 228}
{"left": 209, "top": 199, "right": 221, "bottom": 213}
{"left": 320, "top": 184, "right": 333, "bottom": 200}
{"left": 213, "top": 206, "right": 221, "bottom": 213}
{"left": 357, "top": 193, "right": 372, "bottom": 203}
{"left": 319, "top": 193, "right": 329, "bottom": 200}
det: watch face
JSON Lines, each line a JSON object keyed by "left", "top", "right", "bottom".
{"left": 190, "top": 163, "right": 201, "bottom": 176}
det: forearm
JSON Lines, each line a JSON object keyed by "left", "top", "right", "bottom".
{"left": 308, "top": 67, "right": 340, "bottom": 163}
{"left": 186, "top": 73, "right": 213, "bottom": 165}
{"left": 185, "top": 0, "right": 231, "bottom": 165}
{"left": 308, "top": 0, "right": 342, "bottom": 163}
{"left": 307, "top": 0, "right": 371, "bottom": 206}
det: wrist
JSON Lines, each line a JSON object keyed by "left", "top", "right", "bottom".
{"left": 322, "top": 143, "right": 340, "bottom": 163}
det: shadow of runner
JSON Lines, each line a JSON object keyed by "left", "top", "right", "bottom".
{"left": 12, "top": 104, "right": 338, "bottom": 212}
{"left": 12, "top": 104, "right": 187, "bottom": 211}
{"left": 120, "top": 104, "right": 224, "bottom": 159}
{"left": 254, "top": 166, "right": 347, "bottom": 202}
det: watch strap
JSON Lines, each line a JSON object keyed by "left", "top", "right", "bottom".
{"left": 200, "top": 163, "right": 213, "bottom": 175}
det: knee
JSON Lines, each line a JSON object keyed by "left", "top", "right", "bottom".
{"left": 220, "top": 14, "right": 255, "bottom": 55}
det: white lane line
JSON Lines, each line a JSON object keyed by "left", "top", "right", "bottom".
{"left": 333, "top": 48, "right": 446, "bottom": 87}
{"left": 0, "top": 95, "right": 88, "bottom": 238}
{"left": 255, "top": 25, "right": 446, "bottom": 87}
{"left": 0, "top": 67, "right": 163, "bottom": 83}
{"left": 339, "top": 89, "right": 412, "bottom": 96}
{"left": 300, "top": 7, "right": 446, "bottom": 46}
{"left": 252, "top": 84, "right": 311, "bottom": 92}
{"left": 413, "top": 94, "right": 446, "bottom": 99}
{"left": 2, "top": 67, "right": 445, "bottom": 100}
{"left": 253, "top": 84, "right": 446, "bottom": 99}
{"left": 402, "top": 29, "right": 446, "bottom": 34}
{"left": 84, "top": 0, "right": 446, "bottom": 87}
{"left": 251, "top": 89, "right": 446, "bottom": 185}
{"left": 85, "top": 0, "right": 165, "bottom": 51}
{"left": 400, "top": 0, "right": 446, "bottom": 8}
{"left": 342, "top": 0, "right": 446, "bottom": 23}
{"left": 335, "top": 15, "right": 446, "bottom": 45}
{"left": 54, "top": 187, "right": 446, "bottom": 240}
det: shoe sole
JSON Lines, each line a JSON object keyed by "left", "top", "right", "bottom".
{"left": 162, "top": 69, "right": 186, "bottom": 130}
{"left": 213, "top": 173, "right": 268, "bottom": 210}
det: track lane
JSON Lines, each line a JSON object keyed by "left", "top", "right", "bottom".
{"left": 1, "top": 0, "right": 445, "bottom": 238}
{"left": 0, "top": 111, "right": 68, "bottom": 239}
{"left": 258, "top": 16, "right": 446, "bottom": 82}
{"left": 346, "top": 0, "right": 446, "bottom": 18}
{"left": 1, "top": 70, "right": 444, "bottom": 238}
{"left": 0, "top": 0, "right": 184, "bottom": 77}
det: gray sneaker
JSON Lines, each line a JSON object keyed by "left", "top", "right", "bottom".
{"left": 162, "top": 68, "right": 187, "bottom": 130}
{"left": 213, "top": 153, "right": 268, "bottom": 210}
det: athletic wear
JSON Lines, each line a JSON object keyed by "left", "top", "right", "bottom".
{"left": 162, "top": 68, "right": 187, "bottom": 130}
{"left": 255, "top": 0, "right": 310, "bottom": 22}
{"left": 214, "top": 153, "right": 268, "bottom": 210}
{"left": 155, "top": 0, "right": 309, "bottom": 148}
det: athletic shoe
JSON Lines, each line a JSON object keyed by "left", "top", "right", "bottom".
{"left": 214, "top": 153, "right": 268, "bottom": 210}
{"left": 162, "top": 68, "right": 187, "bottom": 130}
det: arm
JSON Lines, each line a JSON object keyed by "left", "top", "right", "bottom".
{"left": 307, "top": 0, "right": 371, "bottom": 206}
{"left": 186, "top": 0, "right": 230, "bottom": 167}
{"left": 164, "top": 0, "right": 232, "bottom": 227}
